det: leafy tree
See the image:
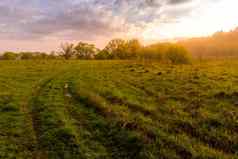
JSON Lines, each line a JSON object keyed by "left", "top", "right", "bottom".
{"left": 2, "top": 52, "right": 18, "bottom": 60}
{"left": 59, "top": 43, "right": 75, "bottom": 60}
{"left": 19, "top": 52, "right": 35, "bottom": 60}
{"left": 103, "top": 39, "right": 127, "bottom": 59}
{"left": 38, "top": 53, "right": 48, "bottom": 59}
{"left": 125, "top": 39, "right": 142, "bottom": 59}
{"left": 138, "top": 43, "right": 192, "bottom": 64}
{"left": 74, "top": 42, "right": 98, "bottom": 59}
{"left": 95, "top": 50, "right": 112, "bottom": 59}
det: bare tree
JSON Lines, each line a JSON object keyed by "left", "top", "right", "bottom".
{"left": 59, "top": 43, "right": 75, "bottom": 60}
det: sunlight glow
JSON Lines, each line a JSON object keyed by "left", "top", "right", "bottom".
{"left": 141, "top": 0, "right": 238, "bottom": 43}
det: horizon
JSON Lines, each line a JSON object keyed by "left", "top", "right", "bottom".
{"left": 0, "top": 0, "right": 238, "bottom": 52}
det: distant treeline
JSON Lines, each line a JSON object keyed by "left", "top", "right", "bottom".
{"left": 1, "top": 28, "right": 238, "bottom": 62}
{"left": 0, "top": 39, "right": 191, "bottom": 64}
{"left": 0, "top": 51, "right": 58, "bottom": 60}
{"left": 179, "top": 27, "right": 238, "bottom": 59}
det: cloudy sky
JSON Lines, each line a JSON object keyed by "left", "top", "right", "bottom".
{"left": 0, "top": 0, "right": 238, "bottom": 52}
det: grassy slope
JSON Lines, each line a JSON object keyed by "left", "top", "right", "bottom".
{"left": 0, "top": 60, "right": 237, "bottom": 159}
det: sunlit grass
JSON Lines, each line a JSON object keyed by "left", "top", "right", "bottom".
{"left": 0, "top": 60, "right": 237, "bottom": 158}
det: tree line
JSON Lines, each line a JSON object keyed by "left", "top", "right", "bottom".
{"left": 179, "top": 27, "right": 238, "bottom": 59}
{"left": 0, "top": 38, "right": 191, "bottom": 64}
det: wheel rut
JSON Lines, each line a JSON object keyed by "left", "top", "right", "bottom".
{"left": 29, "top": 78, "right": 55, "bottom": 159}
{"left": 27, "top": 70, "right": 82, "bottom": 159}
{"left": 64, "top": 82, "right": 149, "bottom": 159}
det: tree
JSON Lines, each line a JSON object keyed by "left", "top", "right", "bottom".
{"left": 19, "top": 52, "right": 35, "bottom": 60}
{"left": 2, "top": 52, "right": 18, "bottom": 60}
{"left": 125, "top": 39, "right": 142, "bottom": 59}
{"left": 74, "top": 42, "right": 98, "bottom": 59}
{"left": 59, "top": 43, "right": 75, "bottom": 60}
{"left": 179, "top": 27, "right": 238, "bottom": 58}
{"left": 102, "top": 39, "right": 142, "bottom": 59}
{"left": 140, "top": 43, "right": 171, "bottom": 60}
{"left": 48, "top": 51, "right": 58, "bottom": 59}
{"left": 95, "top": 50, "right": 112, "bottom": 59}
{"left": 103, "top": 39, "right": 127, "bottom": 59}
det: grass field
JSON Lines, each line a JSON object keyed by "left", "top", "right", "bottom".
{"left": 0, "top": 60, "right": 237, "bottom": 159}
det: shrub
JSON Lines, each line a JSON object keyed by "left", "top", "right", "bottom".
{"left": 165, "top": 45, "right": 191, "bottom": 64}
{"left": 95, "top": 50, "right": 113, "bottom": 59}
{"left": 139, "top": 47, "right": 163, "bottom": 61}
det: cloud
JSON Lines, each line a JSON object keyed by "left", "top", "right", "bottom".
{"left": 167, "top": 0, "right": 192, "bottom": 5}
{"left": 0, "top": 0, "right": 219, "bottom": 51}
{"left": 23, "top": 4, "right": 125, "bottom": 40}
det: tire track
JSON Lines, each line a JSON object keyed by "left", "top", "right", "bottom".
{"left": 20, "top": 99, "right": 40, "bottom": 159}
{"left": 97, "top": 73, "right": 238, "bottom": 156}
{"left": 63, "top": 83, "right": 112, "bottom": 159}
{"left": 65, "top": 83, "right": 151, "bottom": 159}
{"left": 28, "top": 69, "right": 84, "bottom": 159}
{"left": 68, "top": 80, "right": 238, "bottom": 159}
{"left": 104, "top": 92, "right": 237, "bottom": 156}
{"left": 19, "top": 77, "right": 56, "bottom": 159}
{"left": 66, "top": 83, "right": 198, "bottom": 159}
{"left": 29, "top": 77, "right": 55, "bottom": 159}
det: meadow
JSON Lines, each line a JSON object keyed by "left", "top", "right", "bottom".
{"left": 0, "top": 60, "right": 237, "bottom": 159}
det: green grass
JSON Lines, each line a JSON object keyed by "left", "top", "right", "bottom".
{"left": 0, "top": 60, "right": 237, "bottom": 159}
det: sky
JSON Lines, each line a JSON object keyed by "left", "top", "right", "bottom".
{"left": 0, "top": 0, "right": 238, "bottom": 52}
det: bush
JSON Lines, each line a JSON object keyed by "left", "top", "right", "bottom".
{"left": 139, "top": 47, "right": 163, "bottom": 61}
{"left": 165, "top": 45, "right": 191, "bottom": 64}
{"left": 95, "top": 50, "right": 113, "bottom": 59}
